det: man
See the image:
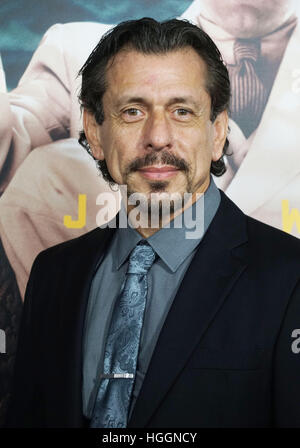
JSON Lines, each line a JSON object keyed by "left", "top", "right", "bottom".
{"left": 0, "top": 21, "right": 118, "bottom": 299}
{"left": 183, "top": 0, "right": 300, "bottom": 232}
{"left": 0, "top": 0, "right": 300, "bottom": 303}
{"left": 6, "top": 18, "right": 300, "bottom": 428}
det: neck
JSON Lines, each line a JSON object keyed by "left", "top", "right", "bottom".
{"left": 197, "top": 9, "right": 297, "bottom": 40}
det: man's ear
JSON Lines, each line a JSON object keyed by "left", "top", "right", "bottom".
{"left": 83, "top": 109, "right": 104, "bottom": 160}
{"left": 212, "top": 109, "right": 229, "bottom": 162}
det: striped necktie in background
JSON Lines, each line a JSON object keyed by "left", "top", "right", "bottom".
{"left": 228, "top": 39, "right": 268, "bottom": 138}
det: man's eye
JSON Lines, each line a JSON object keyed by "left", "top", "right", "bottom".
{"left": 123, "top": 108, "right": 142, "bottom": 117}
{"left": 174, "top": 108, "right": 191, "bottom": 117}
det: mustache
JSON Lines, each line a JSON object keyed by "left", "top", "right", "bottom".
{"left": 126, "top": 151, "right": 189, "bottom": 174}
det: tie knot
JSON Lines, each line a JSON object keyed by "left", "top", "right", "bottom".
{"left": 234, "top": 39, "right": 260, "bottom": 64}
{"left": 127, "top": 241, "right": 156, "bottom": 274}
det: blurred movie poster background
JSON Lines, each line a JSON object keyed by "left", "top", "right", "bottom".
{"left": 0, "top": 0, "right": 299, "bottom": 426}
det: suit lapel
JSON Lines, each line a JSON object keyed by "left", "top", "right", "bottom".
{"left": 55, "top": 225, "right": 116, "bottom": 426}
{"left": 128, "top": 191, "right": 249, "bottom": 427}
{"left": 225, "top": 22, "right": 300, "bottom": 215}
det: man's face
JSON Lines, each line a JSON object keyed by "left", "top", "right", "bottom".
{"left": 85, "top": 47, "right": 227, "bottom": 206}
{"left": 200, "top": 0, "right": 295, "bottom": 38}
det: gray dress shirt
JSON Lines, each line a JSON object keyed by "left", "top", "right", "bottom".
{"left": 83, "top": 176, "right": 221, "bottom": 420}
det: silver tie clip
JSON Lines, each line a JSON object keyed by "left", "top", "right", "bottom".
{"left": 100, "top": 373, "right": 134, "bottom": 379}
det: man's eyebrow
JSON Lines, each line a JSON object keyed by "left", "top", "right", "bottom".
{"left": 114, "top": 96, "right": 149, "bottom": 108}
{"left": 114, "top": 96, "right": 201, "bottom": 109}
{"left": 165, "top": 97, "right": 201, "bottom": 108}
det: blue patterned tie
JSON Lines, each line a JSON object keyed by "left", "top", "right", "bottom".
{"left": 90, "top": 241, "right": 156, "bottom": 428}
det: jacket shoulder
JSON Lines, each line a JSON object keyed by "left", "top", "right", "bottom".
{"left": 34, "top": 226, "right": 112, "bottom": 265}
{"left": 246, "top": 215, "right": 300, "bottom": 257}
{"left": 219, "top": 190, "right": 300, "bottom": 270}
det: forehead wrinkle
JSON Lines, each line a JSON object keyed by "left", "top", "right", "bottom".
{"left": 114, "top": 95, "right": 194, "bottom": 106}
{"left": 105, "top": 48, "right": 211, "bottom": 112}
{"left": 112, "top": 92, "right": 210, "bottom": 110}
{"left": 107, "top": 47, "right": 208, "bottom": 81}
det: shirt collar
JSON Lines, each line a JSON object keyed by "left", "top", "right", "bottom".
{"left": 112, "top": 176, "right": 220, "bottom": 273}
{"left": 196, "top": 12, "right": 298, "bottom": 65}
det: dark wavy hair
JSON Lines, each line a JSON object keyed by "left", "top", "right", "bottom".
{"left": 78, "top": 17, "right": 231, "bottom": 186}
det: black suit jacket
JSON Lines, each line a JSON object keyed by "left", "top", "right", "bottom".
{"left": 6, "top": 190, "right": 300, "bottom": 427}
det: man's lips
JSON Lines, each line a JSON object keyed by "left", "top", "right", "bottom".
{"left": 137, "top": 165, "right": 180, "bottom": 180}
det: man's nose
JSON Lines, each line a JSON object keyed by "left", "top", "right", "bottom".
{"left": 143, "top": 111, "right": 173, "bottom": 151}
